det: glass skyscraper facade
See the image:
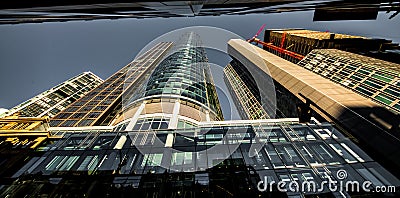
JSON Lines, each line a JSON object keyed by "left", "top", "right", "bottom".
{"left": 144, "top": 32, "right": 222, "bottom": 116}
{"left": 223, "top": 61, "right": 270, "bottom": 120}
{"left": 224, "top": 59, "right": 308, "bottom": 120}
{"left": 114, "top": 32, "right": 223, "bottom": 132}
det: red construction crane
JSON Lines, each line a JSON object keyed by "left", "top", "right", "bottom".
{"left": 247, "top": 25, "right": 305, "bottom": 61}
{"left": 247, "top": 24, "right": 266, "bottom": 42}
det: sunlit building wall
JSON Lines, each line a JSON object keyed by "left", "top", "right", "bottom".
{"left": 6, "top": 72, "right": 103, "bottom": 118}
{"left": 263, "top": 29, "right": 400, "bottom": 63}
{"left": 0, "top": 115, "right": 52, "bottom": 183}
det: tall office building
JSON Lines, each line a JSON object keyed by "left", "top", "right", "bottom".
{"left": 5, "top": 72, "right": 103, "bottom": 118}
{"left": 224, "top": 58, "right": 308, "bottom": 120}
{"left": 1, "top": 34, "right": 399, "bottom": 197}
{"left": 298, "top": 49, "right": 400, "bottom": 114}
{"left": 223, "top": 60, "right": 271, "bottom": 120}
{"left": 227, "top": 38, "right": 400, "bottom": 177}
{"left": 263, "top": 29, "right": 400, "bottom": 63}
{"left": 113, "top": 32, "right": 223, "bottom": 131}
{"left": 50, "top": 42, "right": 173, "bottom": 127}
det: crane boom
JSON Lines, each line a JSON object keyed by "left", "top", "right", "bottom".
{"left": 248, "top": 26, "right": 304, "bottom": 61}
{"left": 247, "top": 24, "right": 266, "bottom": 42}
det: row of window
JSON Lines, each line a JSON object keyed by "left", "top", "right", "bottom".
{"left": 25, "top": 123, "right": 381, "bottom": 179}
{"left": 299, "top": 51, "right": 400, "bottom": 112}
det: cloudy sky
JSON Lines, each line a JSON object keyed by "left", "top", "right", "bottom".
{"left": 0, "top": 10, "right": 399, "bottom": 117}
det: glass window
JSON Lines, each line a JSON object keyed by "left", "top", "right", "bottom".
{"left": 171, "top": 152, "right": 193, "bottom": 166}
{"left": 159, "top": 120, "right": 169, "bottom": 129}
{"left": 374, "top": 94, "right": 393, "bottom": 105}
{"left": 372, "top": 73, "right": 393, "bottom": 83}
{"left": 77, "top": 119, "right": 94, "bottom": 126}
{"left": 346, "top": 65, "right": 358, "bottom": 71}
{"left": 133, "top": 122, "right": 142, "bottom": 130}
{"left": 119, "top": 154, "right": 138, "bottom": 174}
{"left": 396, "top": 80, "right": 400, "bottom": 87}
{"left": 264, "top": 128, "right": 287, "bottom": 142}
{"left": 59, "top": 156, "right": 80, "bottom": 171}
{"left": 332, "top": 76, "right": 342, "bottom": 83}
{"left": 94, "top": 105, "right": 108, "bottom": 111}
{"left": 142, "top": 153, "right": 163, "bottom": 167}
{"left": 350, "top": 74, "right": 363, "bottom": 82}
{"left": 241, "top": 144, "right": 271, "bottom": 169}
{"left": 364, "top": 79, "right": 384, "bottom": 89}
{"left": 357, "top": 68, "right": 371, "bottom": 75}
{"left": 62, "top": 120, "right": 78, "bottom": 127}
{"left": 263, "top": 145, "right": 284, "bottom": 168}
{"left": 328, "top": 143, "right": 362, "bottom": 163}
{"left": 151, "top": 121, "right": 160, "bottom": 129}
{"left": 177, "top": 121, "right": 185, "bottom": 129}
{"left": 50, "top": 120, "right": 63, "bottom": 126}
{"left": 55, "top": 113, "right": 72, "bottom": 119}
{"left": 97, "top": 152, "right": 121, "bottom": 171}
{"left": 140, "top": 122, "right": 151, "bottom": 131}
{"left": 310, "top": 143, "right": 337, "bottom": 163}
{"left": 274, "top": 144, "right": 306, "bottom": 167}
{"left": 313, "top": 128, "right": 337, "bottom": 139}
{"left": 87, "top": 112, "right": 101, "bottom": 118}
{"left": 356, "top": 85, "right": 375, "bottom": 96}
{"left": 383, "top": 86, "right": 399, "bottom": 98}
{"left": 45, "top": 156, "right": 67, "bottom": 171}
{"left": 394, "top": 103, "right": 400, "bottom": 111}
{"left": 71, "top": 112, "right": 86, "bottom": 119}
{"left": 65, "top": 106, "right": 80, "bottom": 112}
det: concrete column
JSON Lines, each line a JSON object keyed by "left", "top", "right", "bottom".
{"left": 125, "top": 101, "right": 146, "bottom": 131}
{"left": 168, "top": 100, "right": 180, "bottom": 129}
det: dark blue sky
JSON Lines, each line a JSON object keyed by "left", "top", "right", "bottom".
{"left": 1, "top": 11, "right": 399, "bottom": 115}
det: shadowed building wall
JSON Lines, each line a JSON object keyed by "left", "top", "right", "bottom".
{"left": 228, "top": 38, "right": 400, "bottom": 177}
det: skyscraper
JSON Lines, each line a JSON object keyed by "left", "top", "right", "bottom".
{"left": 5, "top": 72, "right": 103, "bottom": 118}
{"left": 113, "top": 32, "right": 223, "bottom": 131}
{"left": 227, "top": 38, "right": 400, "bottom": 177}
{"left": 50, "top": 42, "right": 173, "bottom": 127}
{"left": 224, "top": 58, "right": 306, "bottom": 120}
{"left": 223, "top": 60, "right": 271, "bottom": 120}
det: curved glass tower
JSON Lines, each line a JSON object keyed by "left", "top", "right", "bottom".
{"left": 114, "top": 32, "right": 223, "bottom": 131}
